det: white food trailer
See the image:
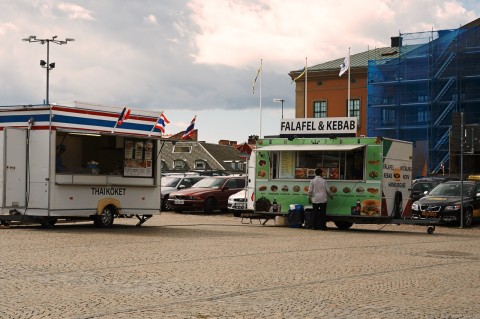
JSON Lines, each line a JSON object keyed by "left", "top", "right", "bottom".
{"left": 0, "top": 102, "right": 163, "bottom": 227}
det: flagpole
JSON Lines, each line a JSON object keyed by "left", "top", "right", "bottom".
{"left": 347, "top": 48, "right": 351, "bottom": 111}
{"left": 259, "top": 58, "right": 263, "bottom": 138}
{"left": 304, "top": 57, "right": 308, "bottom": 118}
{"left": 150, "top": 111, "right": 163, "bottom": 135}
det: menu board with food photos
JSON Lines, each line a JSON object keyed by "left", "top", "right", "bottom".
{"left": 123, "top": 139, "right": 153, "bottom": 177}
{"left": 279, "top": 151, "right": 295, "bottom": 179}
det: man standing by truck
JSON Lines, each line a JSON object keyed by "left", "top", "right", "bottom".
{"left": 308, "top": 168, "right": 333, "bottom": 230}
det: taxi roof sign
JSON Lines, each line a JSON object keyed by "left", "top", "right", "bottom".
{"left": 467, "top": 175, "right": 480, "bottom": 181}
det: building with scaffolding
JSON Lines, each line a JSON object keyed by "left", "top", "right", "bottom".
{"left": 368, "top": 20, "right": 480, "bottom": 177}
{"left": 290, "top": 18, "right": 480, "bottom": 178}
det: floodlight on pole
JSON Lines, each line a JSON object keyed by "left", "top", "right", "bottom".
{"left": 273, "top": 98, "right": 285, "bottom": 119}
{"left": 23, "top": 35, "right": 74, "bottom": 105}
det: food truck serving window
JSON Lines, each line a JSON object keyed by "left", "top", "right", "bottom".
{"left": 56, "top": 132, "right": 155, "bottom": 177}
{"left": 265, "top": 145, "right": 365, "bottom": 180}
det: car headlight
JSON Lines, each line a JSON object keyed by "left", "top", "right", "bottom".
{"left": 185, "top": 195, "right": 203, "bottom": 200}
{"left": 445, "top": 204, "right": 461, "bottom": 211}
{"left": 411, "top": 202, "right": 420, "bottom": 211}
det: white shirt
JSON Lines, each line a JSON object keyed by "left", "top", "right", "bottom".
{"left": 308, "top": 176, "right": 332, "bottom": 204}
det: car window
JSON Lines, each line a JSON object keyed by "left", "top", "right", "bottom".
{"left": 161, "top": 177, "right": 181, "bottom": 187}
{"left": 225, "top": 179, "right": 238, "bottom": 189}
{"left": 413, "top": 182, "right": 432, "bottom": 193}
{"left": 192, "top": 177, "right": 204, "bottom": 184}
{"left": 180, "top": 178, "right": 194, "bottom": 188}
{"left": 193, "top": 178, "right": 224, "bottom": 188}
{"left": 429, "top": 183, "right": 473, "bottom": 197}
{"left": 236, "top": 178, "right": 246, "bottom": 188}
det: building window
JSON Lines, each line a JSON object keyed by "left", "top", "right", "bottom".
{"left": 313, "top": 101, "right": 327, "bottom": 118}
{"left": 382, "top": 109, "right": 395, "bottom": 124}
{"left": 173, "top": 145, "right": 191, "bottom": 153}
{"left": 194, "top": 160, "right": 206, "bottom": 169}
{"left": 173, "top": 159, "right": 186, "bottom": 170}
{"left": 418, "top": 110, "right": 429, "bottom": 122}
{"left": 348, "top": 99, "right": 361, "bottom": 127}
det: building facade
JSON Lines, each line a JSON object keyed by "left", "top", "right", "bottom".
{"left": 290, "top": 19, "right": 480, "bottom": 178}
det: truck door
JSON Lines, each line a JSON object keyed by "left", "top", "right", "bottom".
{"left": 4, "top": 128, "right": 27, "bottom": 208}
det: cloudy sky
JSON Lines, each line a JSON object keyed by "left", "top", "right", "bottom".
{"left": 1, "top": 0, "right": 479, "bottom": 143}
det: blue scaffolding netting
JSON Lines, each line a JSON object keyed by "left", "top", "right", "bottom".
{"left": 367, "top": 26, "right": 480, "bottom": 176}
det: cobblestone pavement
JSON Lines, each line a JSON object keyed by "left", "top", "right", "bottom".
{"left": 1, "top": 212, "right": 480, "bottom": 319}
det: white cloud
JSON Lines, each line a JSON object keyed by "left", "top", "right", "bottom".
{"left": 0, "top": 0, "right": 479, "bottom": 143}
{"left": 57, "top": 2, "right": 94, "bottom": 20}
{"left": 0, "top": 22, "right": 17, "bottom": 36}
{"left": 187, "top": 0, "right": 397, "bottom": 70}
{"left": 144, "top": 14, "right": 158, "bottom": 25}
{"left": 435, "top": 1, "right": 476, "bottom": 22}
{"left": 187, "top": 0, "right": 477, "bottom": 71}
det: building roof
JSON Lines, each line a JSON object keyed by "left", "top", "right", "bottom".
{"left": 160, "top": 140, "right": 245, "bottom": 174}
{"left": 289, "top": 44, "right": 424, "bottom": 79}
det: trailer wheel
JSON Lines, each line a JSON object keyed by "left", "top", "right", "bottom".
{"left": 94, "top": 206, "right": 115, "bottom": 227}
{"left": 334, "top": 221, "right": 353, "bottom": 230}
{"left": 427, "top": 226, "right": 435, "bottom": 234}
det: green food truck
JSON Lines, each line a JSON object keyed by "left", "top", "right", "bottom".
{"left": 244, "top": 114, "right": 445, "bottom": 232}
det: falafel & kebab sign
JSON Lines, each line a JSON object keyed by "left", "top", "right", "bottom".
{"left": 280, "top": 117, "right": 357, "bottom": 135}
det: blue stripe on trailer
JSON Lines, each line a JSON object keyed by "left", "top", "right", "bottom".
{"left": 0, "top": 114, "right": 51, "bottom": 124}
{"left": 53, "top": 114, "right": 156, "bottom": 133}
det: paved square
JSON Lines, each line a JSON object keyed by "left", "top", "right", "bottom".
{"left": 1, "top": 213, "right": 479, "bottom": 318}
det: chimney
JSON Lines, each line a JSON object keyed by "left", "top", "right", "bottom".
{"left": 391, "top": 36, "right": 402, "bottom": 47}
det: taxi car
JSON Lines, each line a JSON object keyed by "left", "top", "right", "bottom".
{"left": 410, "top": 179, "right": 480, "bottom": 227}
{"left": 168, "top": 176, "right": 246, "bottom": 214}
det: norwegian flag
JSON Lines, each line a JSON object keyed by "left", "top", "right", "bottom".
{"left": 154, "top": 113, "right": 170, "bottom": 133}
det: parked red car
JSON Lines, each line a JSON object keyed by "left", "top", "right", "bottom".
{"left": 167, "top": 176, "right": 246, "bottom": 213}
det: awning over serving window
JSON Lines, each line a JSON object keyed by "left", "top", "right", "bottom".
{"left": 255, "top": 144, "right": 365, "bottom": 152}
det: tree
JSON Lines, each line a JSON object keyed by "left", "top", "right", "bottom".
{"left": 248, "top": 135, "right": 259, "bottom": 144}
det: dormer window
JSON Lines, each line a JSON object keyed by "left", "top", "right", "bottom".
{"left": 173, "top": 159, "right": 186, "bottom": 170}
{"left": 161, "top": 160, "right": 168, "bottom": 170}
{"left": 194, "top": 160, "right": 207, "bottom": 169}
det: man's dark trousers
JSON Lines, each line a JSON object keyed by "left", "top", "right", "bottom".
{"left": 312, "top": 202, "right": 327, "bottom": 230}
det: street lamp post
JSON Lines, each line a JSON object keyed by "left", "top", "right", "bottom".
{"left": 23, "top": 35, "right": 74, "bottom": 105}
{"left": 273, "top": 98, "right": 285, "bottom": 119}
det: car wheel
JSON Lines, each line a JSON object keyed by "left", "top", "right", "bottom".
{"left": 204, "top": 198, "right": 216, "bottom": 214}
{"left": 94, "top": 206, "right": 115, "bottom": 227}
{"left": 162, "top": 195, "right": 171, "bottom": 211}
{"left": 463, "top": 208, "right": 473, "bottom": 227}
{"left": 334, "top": 221, "right": 353, "bottom": 230}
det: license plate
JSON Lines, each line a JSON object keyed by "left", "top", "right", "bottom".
{"left": 174, "top": 200, "right": 184, "bottom": 205}
{"left": 422, "top": 211, "right": 437, "bottom": 218}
